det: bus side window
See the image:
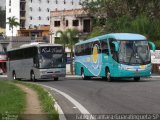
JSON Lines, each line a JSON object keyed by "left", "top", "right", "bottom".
{"left": 101, "top": 40, "right": 109, "bottom": 55}
{"left": 84, "top": 43, "right": 91, "bottom": 55}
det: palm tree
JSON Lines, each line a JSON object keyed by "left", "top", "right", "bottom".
{"left": 66, "top": 29, "right": 79, "bottom": 75}
{"left": 55, "top": 28, "right": 79, "bottom": 74}
{"left": 6, "top": 16, "right": 20, "bottom": 39}
{"left": 55, "top": 30, "right": 69, "bottom": 49}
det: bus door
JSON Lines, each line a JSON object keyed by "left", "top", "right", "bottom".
{"left": 109, "top": 39, "right": 119, "bottom": 71}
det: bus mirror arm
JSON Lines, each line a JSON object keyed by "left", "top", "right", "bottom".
{"left": 149, "top": 41, "right": 156, "bottom": 52}
{"left": 112, "top": 41, "right": 119, "bottom": 52}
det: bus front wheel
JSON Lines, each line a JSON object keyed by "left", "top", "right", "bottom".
{"left": 31, "top": 72, "right": 36, "bottom": 82}
{"left": 105, "top": 69, "right": 112, "bottom": 82}
{"left": 134, "top": 77, "right": 140, "bottom": 82}
{"left": 54, "top": 77, "right": 59, "bottom": 81}
{"left": 13, "top": 72, "right": 16, "bottom": 80}
{"left": 81, "top": 69, "right": 90, "bottom": 80}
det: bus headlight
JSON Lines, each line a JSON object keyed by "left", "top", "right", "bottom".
{"left": 118, "top": 65, "right": 128, "bottom": 70}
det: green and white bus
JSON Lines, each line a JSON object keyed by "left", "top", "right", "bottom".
{"left": 74, "top": 33, "right": 156, "bottom": 81}
{"left": 7, "top": 42, "right": 66, "bottom": 81}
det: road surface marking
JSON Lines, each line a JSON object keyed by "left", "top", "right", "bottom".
{"left": 41, "top": 84, "right": 91, "bottom": 114}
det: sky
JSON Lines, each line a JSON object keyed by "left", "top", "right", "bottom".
{"left": 0, "top": 0, "right": 6, "bottom": 10}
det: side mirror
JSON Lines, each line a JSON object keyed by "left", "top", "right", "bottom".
{"left": 149, "top": 41, "right": 156, "bottom": 52}
{"left": 112, "top": 41, "right": 119, "bottom": 52}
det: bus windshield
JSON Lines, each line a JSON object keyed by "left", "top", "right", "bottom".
{"left": 118, "top": 40, "right": 151, "bottom": 65}
{"left": 39, "top": 46, "right": 65, "bottom": 69}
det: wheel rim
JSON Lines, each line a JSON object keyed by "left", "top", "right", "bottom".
{"left": 31, "top": 73, "right": 35, "bottom": 80}
{"left": 81, "top": 71, "right": 84, "bottom": 79}
{"left": 107, "top": 71, "right": 110, "bottom": 80}
{"left": 13, "top": 74, "right": 16, "bottom": 80}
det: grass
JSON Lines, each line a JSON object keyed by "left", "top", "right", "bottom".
{"left": 14, "top": 81, "right": 59, "bottom": 120}
{"left": 0, "top": 81, "right": 26, "bottom": 114}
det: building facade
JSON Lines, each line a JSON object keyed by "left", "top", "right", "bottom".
{"left": 50, "top": 9, "right": 92, "bottom": 43}
{"left": 6, "top": 0, "right": 84, "bottom": 37}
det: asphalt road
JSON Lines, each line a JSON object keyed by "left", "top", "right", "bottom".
{"left": 36, "top": 77, "right": 160, "bottom": 115}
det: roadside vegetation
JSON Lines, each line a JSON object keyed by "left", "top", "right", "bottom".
{"left": 14, "top": 81, "right": 59, "bottom": 120}
{"left": 0, "top": 80, "right": 59, "bottom": 120}
{"left": 0, "top": 81, "right": 25, "bottom": 114}
{"left": 82, "top": 0, "right": 160, "bottom": 49}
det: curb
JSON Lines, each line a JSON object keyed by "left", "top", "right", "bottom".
{"left": 47, "top": 90, "right": 67, "bottom": 120}
{"left": 151, "top": 76, "right": 160, "bottom": 78}
{"left": 30, "top": 82, "right": 67, "bottom": 120}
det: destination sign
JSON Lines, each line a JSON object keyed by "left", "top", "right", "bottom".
{"left": 41, "top": 47, "right": 63, "bottom": 53}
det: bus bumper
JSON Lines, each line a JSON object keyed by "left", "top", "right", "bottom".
{"left": 111, "top": 69, "right": 151, "bottom": 78}
{"left": 39, "top": 68, "right": 66, "bottom": 79}
{"left": 40, "top": 74, "right": 66, "bottom": 79}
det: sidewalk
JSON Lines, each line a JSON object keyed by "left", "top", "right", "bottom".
{"left": 0, "top": 74, "right": 160, "bottom": 79}
{"left": 150, "top": 74, "right": 160, "bottom": 78}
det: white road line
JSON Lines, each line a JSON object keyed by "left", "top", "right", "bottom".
{"left": 54, "top": 101, "right": 67, "bottom": 120}
{"left": 41, "top": 84, "right": 91, "bottom": 114}
{"left": 39, "top": 84, "right": 96, "bottom": 120}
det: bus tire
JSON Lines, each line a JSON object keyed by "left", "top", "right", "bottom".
{"left": 54, "top": 77, "right": 59, "bottom": 81}
{"left": 12, "top": 72, "right": 16, "bottom": 80}
{"left": 81, "top": 69, "right": 90, "bottom": 80}
{"left": 31, "top": 72, "right": 36, "bottom": 82}
{"left": 105, "top": 68, "right": 112, "bottom": 82}
{"left": 134, "top": 77, "right": 140, "bottom": 82}
{"left": 81, "top": 68, "right": 87, "bottom": 80}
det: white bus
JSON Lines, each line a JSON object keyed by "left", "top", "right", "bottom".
{"left": 7, "top": 43, "right": 66, "bottom": 81}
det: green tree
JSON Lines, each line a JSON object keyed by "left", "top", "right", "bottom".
{"left": 6, "top": 16, "right": 20, "bottom": 38}
{"left": 66, "top": 29, "right": 79, "bottom": 75}
{"left": 55, "top": 29, "right": 79, "bottom": 74}
{"left": 55, "top": 30, "right": 68, "bottom": 49}
{"left": 82, "top": 0, "right": 160, "bottom": 48}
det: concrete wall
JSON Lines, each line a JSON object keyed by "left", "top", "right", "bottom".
{"left": 6, "top": 0, "right": 20, "bottom": 36}
{"left": 6, "top": 0, "right": 84, "bottom": 37}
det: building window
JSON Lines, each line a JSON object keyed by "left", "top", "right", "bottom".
{"left": 31, "top": 0, "right": 32, "bottom": 3}
{"left": 29, "top": 24, "right": 32, "bottom": 28}
{"left": 9, "top": 0, "right": 11, "bottom": 6}
{"left": 63, "top": 0, "right": 66, "bottom": 4}
{"left": 39, "top": 16, "right": 41, "bottom": 20}
{"left": 66, "top": 20, "right": 68, "bottom": 27}
{"left": 30, "top": 7, "right": 32, "bottom": 11}
{"left": 79, "top": 0, "right": 82, "bottom": 5}
{"left": 71, "top": 0, "right": 74, "bottom": 5}
{"left": 47, "top": 8, "right": 49, "bottom": 12}
{"left": 47, "top": 0, "right": 50, "bottom": 3}
{"left": 39, "top": 0, "right": 41, "bottom": 3}
{"left": 55, "top": 0, "right": 58, "bottom": 4}
{"left": 73, "top": 20, "right": 79, "bottom": 26}
{"left": 30, "top": 16, "right": 32, "bottom": 20}
{"left": 54, "top": 21, "right": 60, "bottom": 27}
{"left": 39, "top": 7, "right": 41, "bottom": 12}
{"left": 47, "top": 16, "right": 50, "bottom": 21}
{"left": 9, "top": 8, "right": 11, "bottom": 13}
